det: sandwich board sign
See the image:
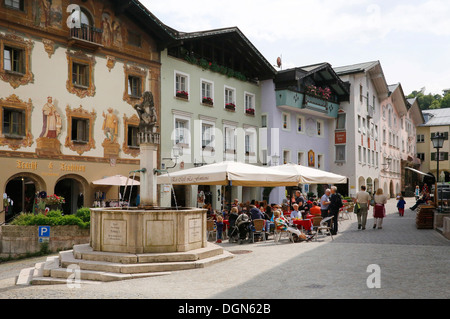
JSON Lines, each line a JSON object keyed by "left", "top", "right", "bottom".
{"left": 38, "top": 226, "right": 50, "bottom": 243}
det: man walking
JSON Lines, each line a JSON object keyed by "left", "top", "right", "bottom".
{"left": 329, "top": 186, "right": 343, "bottom": 235}
{"left": 320, "top": 189, "right": 331, "bottom": 225}
{"left": 354, "top": 185, "right": 371, "bottom": 230}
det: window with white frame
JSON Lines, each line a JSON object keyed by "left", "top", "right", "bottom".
{"left": 261, "top": 114, "right": 268, "bottom": 128}
{"left": 224, "top": 125, "right": 236, "bottom": 152}
{"left": 335, "top": 145, "right": 346, "bottom": 162}
{"left": 175, "top": 118, "right": 189, "bottom": 146}
{"left": 201, "top": 123, "right": 214, "bottom": 149}
{"left": 298, "top": 151, "right": 305, "bottom": 165}
{"left": 317, "top": 154, "right": 323, "bottom": 169}
{"left": 316, "top": 120, "right": 323, "bottom": 136}
{"left": 283, "top": 149, "right": 291, "bottom": 164}
{"left": 296, "top": 115, "right": 304, "bottom": 133}
{"left": 358, "top": 115, "right": 361, "bottom": 132}
{"left": 336, "top": 113, "right": 346, "bottom": 130}
{"left": 224, "top": 86, "right": 235, "bottom": 108}
{"left": 358, "top": 146, "right": 362, "bottom": 163}
{"left": 244, "top": 92, "right": 255, "bottom": 112}
{"left": 282, "top": 112, "right": 290, "bottom": 131}
{"left": 244, "top": 130, "right": 256, "bottom": 156}
{"left": 175, "top": 71, "right": 189, "bottom": 97}
{"left": 417, "top": 134, "right": 425, "bottom": 143}
{"left": 201, "top": 79, "right": 213, "bottom": 104}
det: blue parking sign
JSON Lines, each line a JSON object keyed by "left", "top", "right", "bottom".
{"left": 39, "top": 226, "right": 50, "bottom": 238}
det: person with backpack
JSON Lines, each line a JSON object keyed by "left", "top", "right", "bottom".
{"left": 329, "top": 186, "right": 343, "bottom": 235}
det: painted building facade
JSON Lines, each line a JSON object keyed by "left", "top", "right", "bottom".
{"left": 378, "top": 84, "right": 424, "bottom": 197}
{"left": 158, "top": 27, "right": 275, "bottom": 209}
{"left": 332, "top": 61, "right": 390, "bottom": 197}
{"left": 261, "top": 63, "right": 350, "bottom": 203}
{"left": 416, "top": 108, "right": 450, "bottom": 184}
{"left": 0, "top": 0, "right": 172, "bottom": 222}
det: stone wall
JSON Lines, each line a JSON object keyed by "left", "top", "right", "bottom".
{"left": 0, "top": 225, "right": 90, "bottom": 258}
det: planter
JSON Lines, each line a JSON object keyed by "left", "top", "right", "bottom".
{"left": 225, "top": 103, "right": 236, "bottom": 112}
{"left": 245, "top": 109, "right": 255, "bottom": 116}
{"left": 202, "top": 98, "right": 214, "bottom": 106}
{"left": 176, "top": 91, "right": 189, "bottom": 100}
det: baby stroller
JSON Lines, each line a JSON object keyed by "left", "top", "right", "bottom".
{"left": 228, "top": 224, "right": 239, "bottom": 243}
{"left": 230, "top": 213, "right": 252, "bottom": 244}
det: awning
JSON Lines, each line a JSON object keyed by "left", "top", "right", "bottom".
{"left": 405, "top": 167, "right": 434, "bottom": 177}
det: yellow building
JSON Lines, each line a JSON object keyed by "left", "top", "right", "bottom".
{"left": 0, "top": 0, "right": 172, "bottom": 221}
{"left": 416, "top": 109, "right": 450, "bottom": 184}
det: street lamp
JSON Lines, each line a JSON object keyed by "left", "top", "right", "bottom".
{"left": 431, "top": 133, "right": 445, "bottom": 211}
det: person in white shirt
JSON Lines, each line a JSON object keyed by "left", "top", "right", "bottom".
{"left": 290, "top": 203, "right": 302, "bottom": 223}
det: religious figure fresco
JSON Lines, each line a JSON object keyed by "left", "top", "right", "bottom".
{"left": 39, "top": 96, "right": 62, "bottom": 138}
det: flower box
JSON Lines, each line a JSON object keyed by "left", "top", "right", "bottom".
{"left": 305, "top": 85, "right": 332, "bottom": 101}
{"left": 245, "top": 108, "right": 255, "bottom": 115}
{"left": 176, "top": 91, "right": 189, "bottom": 99}
{"left": 225, "top": 103, "right": 236, "bottom": 111}
{"left": 45, "top": 194, "right": 65, "bottom": 206}
{"left": 202, "top": 97, "right": 214, "bottom": 106}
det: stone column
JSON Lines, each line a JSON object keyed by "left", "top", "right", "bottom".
{"left": 139, "top": 141, "right": 159, "bottom": 207}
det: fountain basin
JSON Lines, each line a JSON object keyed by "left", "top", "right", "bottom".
{"left": 90, "top": 207, "right": 207, "bottom": 254}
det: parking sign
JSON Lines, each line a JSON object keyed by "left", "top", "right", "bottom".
{"left": 39, "top": 226, "right": 50, "bottom": 238}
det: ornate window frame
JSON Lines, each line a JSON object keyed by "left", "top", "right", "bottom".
{"left": 66, "top": 50, "right": 96, "bottom": 98}
{"left": 122, "top": 113, "right": 140, "bottom": 158}
{"left": 123, "top": 63, "right": 146, "bottom": 105}
{"left": 64, "top": 105, "right": 96, "bottom": 155}
{"left": 0, "top": 94, "right": 33, "bottom": 150}
{"left": 0, "top": 33, "right": 34, "bottom": 88}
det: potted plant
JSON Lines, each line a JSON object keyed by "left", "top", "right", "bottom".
{"left": 225, "top": 103, "right": 236, "bottom": 111}
{"left": 45, "top": 194, "right": 65, "bottom": 211}
{"left": 202, "top": 97, "right": 214, "bottom": 106}
{"left": 176, "top": 90, "right": 189, "bottom": 99}
{"left": 245, "top": 108, "right": 255, "bottom": 115}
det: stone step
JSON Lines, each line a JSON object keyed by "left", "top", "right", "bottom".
{"left": 72, "top": 243, "right": 225, "bottom": 264}
{"left": 60, "top": 248, "right": 233, "bottom": 274}
{"left": 48, "top": 267, "right": 171, "bottom": 282}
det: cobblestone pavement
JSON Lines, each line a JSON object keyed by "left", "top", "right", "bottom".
{"left": 0, "top": 198, "right": 448, "bottom": 299}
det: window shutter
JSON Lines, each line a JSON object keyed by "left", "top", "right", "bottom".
{"left": 431, "top": 153, "right": 436, "bottom": 161}
{"left": 444, "top": 153, "right": 449, "bottom": 161}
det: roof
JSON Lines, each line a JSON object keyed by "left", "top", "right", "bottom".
{"left": 164, "top": 26, "right": 276, "bottom": 80}
{"left": 420, "top": 108, "right": 450, "bottom": 127}
{"left": 274, "top": 62, "right": 351, "bottom": 102}
{"left": 333, "top": 61, "right": 390, "bottom": 99}
{"left": 112, "top": 0, "right": 176, "bottom": 49}
{"left": 333, "top": 61, "right": 381, "bottom": 75}
{"left": 388, "top": 82, "right": 408, "bottom": 117}
{"left": 407, "top": 97, "right": 425, "bottom": 125}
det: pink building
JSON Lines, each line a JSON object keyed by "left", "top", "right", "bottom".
{"left": 379, "top": 84, "right": 424, "bottom": 197}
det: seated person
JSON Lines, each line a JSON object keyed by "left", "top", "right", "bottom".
{"left": 309, "top": 202, "right": 322, "bottom": 217}
{"left": 273, "top": 210, "right": 315, "bottom": 242}
{"left": 409, "top": 192, "right": 431, "bottom": 211}
{"left": 289, "top": 203, "right": 302, "bottom": 222}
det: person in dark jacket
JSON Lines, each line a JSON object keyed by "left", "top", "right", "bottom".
{"left": 329, "top": 186, "right": 342, "bottom": 235}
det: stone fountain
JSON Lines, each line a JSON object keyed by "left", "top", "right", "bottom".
{"left": 16, "top": 92, "right": 232, "bottom": 285}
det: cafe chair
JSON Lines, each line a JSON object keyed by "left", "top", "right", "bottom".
{"left": 316, "top": 216, "right": 334, "bottom": 241}
{"left": 274, "top": 225, "right": 293, "bottom": 244}
{"left": 206, "top": 220, "right": 216, "bottom": 241}
{"left": 251, "top": 219, "right": 266, "bottom": 243}
{"left": 311, "top": 216, "right": 323, "bottom": 232}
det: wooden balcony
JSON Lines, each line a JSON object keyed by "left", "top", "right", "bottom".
{"left": 68, "top": 24, "right": 103, "bottom": 51}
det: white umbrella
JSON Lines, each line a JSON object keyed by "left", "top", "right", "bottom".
{"left": 272, "top": 163, "right": 347, "bottom": 184}
{"left": 92, "top": 175, "right": 140, "bottom": 186}
{"left": 157, "top": 161, "right": 299, "bottom": 187}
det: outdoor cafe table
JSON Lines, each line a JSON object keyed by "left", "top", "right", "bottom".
{"left": 292, "top": 218, "right": 313, "bottom": 231}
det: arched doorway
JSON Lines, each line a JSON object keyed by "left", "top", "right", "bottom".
{"left": 358, "top": 177, "right": 366, "bottom": 190}
{"left": 55, "top": 175, "right": 89, "bottom": 215}
{"left": 4, "top": 173, "right": 46, "bottom": 221}
{"left": 366, "top": 177, "right": 373, "bottom": 195}
{"left": 389, "top": 180, "right": 394, "bottom": 198}
{"left": 373, "top": 179, "right": 379, "bottom": 195}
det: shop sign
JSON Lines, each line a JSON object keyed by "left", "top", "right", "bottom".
{"left": 16, "top": 160, "right": 38, "bottom": 171}
{"left": 335, "top": 131, "right": 346, "bottom": 144}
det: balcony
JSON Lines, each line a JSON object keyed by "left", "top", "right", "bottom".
{"left": 276, "top": 89, "right": 340, "bottom": 118}
{"left": 68, "top": 24, "right": 103, "bottom": 51}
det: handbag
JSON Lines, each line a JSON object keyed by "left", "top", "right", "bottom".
{"left": 354, "top": 203, "right": 360, "bottom": 214}
{"left": 370, "top": 199, "right": 375, "bottom": 206}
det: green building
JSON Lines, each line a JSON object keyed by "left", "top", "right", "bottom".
{"left": 159, "top": 27, "right": 275, "bottom": 209}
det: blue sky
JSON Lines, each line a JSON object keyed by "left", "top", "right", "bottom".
{"left": 142, "top": 0, "right": 450, "bottom": 95}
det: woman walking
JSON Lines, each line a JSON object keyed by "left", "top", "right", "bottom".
{"left": 373, "top": 188, "right": 388, "bottom": 229}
